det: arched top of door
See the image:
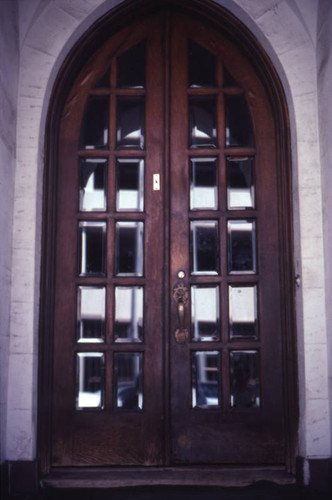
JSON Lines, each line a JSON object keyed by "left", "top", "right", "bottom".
{"left": 49, "top": 0, "right": 289, "bottom": 134}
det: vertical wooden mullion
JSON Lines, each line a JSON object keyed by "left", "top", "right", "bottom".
{"left": 109, "top": 93, "right": 116, "bottom": 157}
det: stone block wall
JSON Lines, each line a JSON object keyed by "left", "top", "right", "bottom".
{"left": 0, "top": 0, "right": 19, "bottom": 464}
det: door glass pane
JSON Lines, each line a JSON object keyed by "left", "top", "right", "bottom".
{"left": 117, "top": 41, "right": 145, "bottom": 89}
{"left": 114, "top": 352, "right": 143, "bottom": 410}
{"left": 229, "top": 285, "right": 258, "bottom": 340}
{"left": 223, "top": 67, "right": 239, "bottom": 88}
{"left": 190, "top": 158, "right": 218, "bottom": 210}
{"left": 227, "top": 157, "right": 254, "bottom": 210}
{"left": 225, "top": 94, "right": 254, "bottom": 147}
{"left": 114, "top": 287, "right": 143, "bottom": 343}
{"left": 94, "top": 70, "right": 110, "bottom": 89}
{"left": 77, "top": 286, "right": 105, "bottom": 343}
{"left": 78, "top": 221, "right": 106, "bottom": 276}
{"left": 116, "top": 159, "right": 144, "bottom": 212}
{"left": 80, "top": 158, "right": 107, "bottom": 212}
{"left": 76, "top": 353, "right": 104, "bottom": 409}
{"left": 192, "top": 351, "right": 220, "bottom": 408}
{"left": 188, "top": 40, "right": 216, "bottom": 88}
{"left": 189, "top": 97, "right": 217, "bottom": 148}
{"left": 230, "top": 351, "right": 260, "bottom": 408}
{"left": 190, "top": 220, "right": 219, "bottom": 275}
{"left": 80, "top": 96, "right": 109, "bottom": 149}
{"left": 115, "top": 221, "right": 144, "bottom": 276}
{"left": 228, "top": 220, "right": 256, "bottom": 274}
{"left": 117, "top": 98, "right": 144, "bottom": 149}
{"left": 191, "top": 286, "right": 220, "bottom": 341}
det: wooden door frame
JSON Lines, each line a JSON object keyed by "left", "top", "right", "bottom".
{"left": 39, "top": 0, "right": 297, "bottom": 479}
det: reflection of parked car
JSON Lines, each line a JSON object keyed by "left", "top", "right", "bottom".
{"left": 117, "top": 383, "right": 139, "bottom": 409}
{"left": 195, "top": 381, "right": 219, "bottom": 407}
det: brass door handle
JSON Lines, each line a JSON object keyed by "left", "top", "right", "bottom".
{"left": 177, "top": 300, "right": 185, "bottom": 331}
{"left": 173, "top": 284, "right": 189, "bottom": 344}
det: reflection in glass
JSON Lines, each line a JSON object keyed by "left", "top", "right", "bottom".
{"left": 115, "top": 221, "right": 144, "bottom": 276}
{"left": 80, "top": 158, "right": 107, "bottom": 211}
{"left": 228, "top": 220, "right": 256, "bottom": 273}
{"left": 229, "top": 285, "right": 258, "bottom": 340}
{"left": 117, "top": 98, "right": 144, "bottom": 149}
{"left": 230, "top": 350, "right": 260, "bottom": 408}
{"left": 223, "top": 67, "right": 239, "bottom": 87}
{"left": 192, "top": 351, "right": 220, "bottom": 408}
{"left": 116, "top": 159, "right": 144, "bottom": 211}
{"left": 191, "top": 286, "right": 220, "bottom": 341}
{"left": 76, "top": 353, "right": 104, "bottom": 409}
{"left": 227, "top": 157, "right": 254, "bottom": 209}
{"left": 189, "top": 97, "right": 217, "bottom": 148}
{"left": 114, "top": 287, "right": 143, "bottom": 343}
{"left": 188, "top": 40, "right": 216, "bottom": 88}
{"left": 190, "top": 158, "right": 218, "bottom": 210}
{"left": 77, "top": 287, "right": 105, "bottom": 343}
{"left": 114, "top": 352, "right": 143, "bottom": 410}
{"left": 79, "top": 221, "right": 106, "bottom": 276}
{"left": 94, "top": 70, "right": 110, "bottom": 89}
{"left": 225, "top": 94, "right": 254, "bottom": 147}
{"left": 117, "top": 41, "right": 145, "bottom": 89}
{"left": 80, "top": 96, "right": 109, "bottom": 149}
{"left": 190, "top": 220, "right": 219, "bottom": 275}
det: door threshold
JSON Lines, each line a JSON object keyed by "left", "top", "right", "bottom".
{"left": 41, "top": 465, "right": 295, "bottom": 489}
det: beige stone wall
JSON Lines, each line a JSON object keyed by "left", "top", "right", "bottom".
{"left": 0, "top": 0, "right": 19, "bottom": 463}
{"left": 1, "top": 0, "right": 331, "bottom": 468}
{"left": 317, "top": 0, "right": 332, "bottom": 458}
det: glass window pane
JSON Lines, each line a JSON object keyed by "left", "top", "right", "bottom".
{"left": 229, "top": 285, "right": 258, "bottom": 340}
{"left": 76, "top": 353, "right": 104, "bottom": 409}
{"left": 94, "top": 70, "right": 110, "bottom": 89}
{"left": 191, "top": 286, "right": 220, "bottom": 341}
{"left": 117, "top": 41, "right": 145, "bottom": 89}
{"left": 116, "top": 159, "right": 144, "bottom": 212}
{"left": 230, "top": 351, "right": 260, "bottom": 408}
{"left": 190, "top": 158, "right": 218, "bottom": 210}
{"left": 228, "top": 220, "right": 256, "bottom": 274}
{"left": 80, "top": 158, "right": 107, "bottom": 212}
{"left": 115, "top": 221, "right": 144, "bottom": 276}
{"left": 78, "top": 221, "right": 106, "bottom": 276}
{"left": 117, "top": 98, "right": 144, "bottom": 149}
{"left": 114, "top": 287, "right": 143, "bottom": 343}
{"left": 227, "top": 157, "right": 254, "bottom": 210}
{"left": 225, "top": 94, "right": 254, "bottom": 147}
{"left": 77, "top": 287, "right": 105, "bottom": 343}
{"left": 192, "top": 351, "right": 220, "bottom": 408}
{"left": 188, "top": 40, "right": 216, "bottom": 88}
{"left": 80, "top": 96, "right": 109, "bottom": 149}
{"left": 114, "top": 353, "right": 143, "bottom": 410}
{"left": 190, "top": 220, "right": 219, "bottom": 275}
{"left": 223, "top": 67, "right": 239, "bottom": 88}
{"left": 189, "top": 97, "right": 217, "bottom": 149}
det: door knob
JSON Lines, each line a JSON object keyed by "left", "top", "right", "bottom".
{"left": 173, "top": 284, "right": 189, "bottom": 344}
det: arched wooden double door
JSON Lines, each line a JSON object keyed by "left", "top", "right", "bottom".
{"left": 50, "top": 8, "right": 288, "bottom": 467}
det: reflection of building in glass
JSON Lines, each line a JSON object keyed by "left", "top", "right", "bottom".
{"left": 77, "top": 286, "right": 105, "bottom": 343}
{"left": 76, "top": 353, "right": 104, "bottom": 409}
{"left": 192, "top": 351, "right": 219, "bottom": 408}
{"left": 191, "top": 285, "right": 219, "bottom": 341}
{"left": 230, "top": 351, "right": 260, "bottom": 408}
{"left": 115, "top": 353, "right": 143, "bottom": 410}
{"left": 115, "top": 287, "right": 143, "bottom": 342}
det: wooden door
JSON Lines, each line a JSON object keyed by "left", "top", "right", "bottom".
{"left": 51, "top": 10, "right": 286, "bottom": 467}
{"left": 169, "top": 14, "right": 284, "bottom": 464}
